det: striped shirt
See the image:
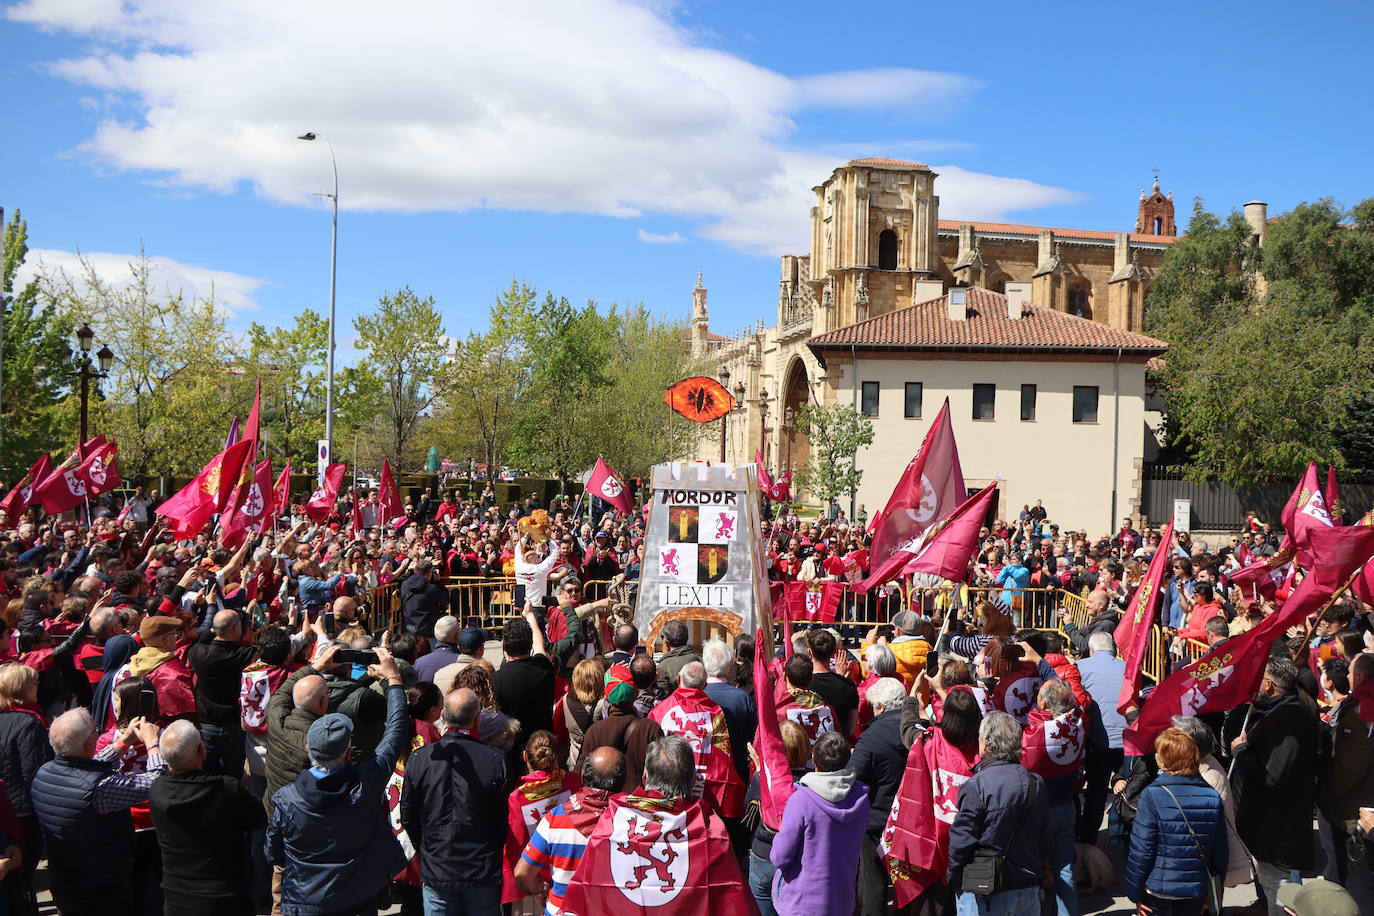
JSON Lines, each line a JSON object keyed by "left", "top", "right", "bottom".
{"left": 520, "top": 791, "right": 608, "bottom": 916}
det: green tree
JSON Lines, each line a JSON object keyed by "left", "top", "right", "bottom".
{"left": 1, "top": 209, "right": 77, "bottom": 480}
{"left": 509, "top": 294, "right": 613, "bottom": 485}
{"left": 435, "top": 279, "right": 536, "bottom": 476}
{"left": 353, "top": 287, "right": 447, "bottom": 467}
{"left": 1146, "top": 199, "right": 1374, "bottom": 482}
{"left": 792, "top": 403, "right": 874, "bottom": 507}
{"left": 40, "top": 249, "right": 239, "bottom": 481}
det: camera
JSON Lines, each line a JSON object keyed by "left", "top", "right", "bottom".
{"left": 335, "top": 649, "right": 379, "bottom": 665}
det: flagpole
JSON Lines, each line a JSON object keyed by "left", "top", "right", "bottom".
{"left": 1226, "top": 705, "right": 1253, "bottom": 780}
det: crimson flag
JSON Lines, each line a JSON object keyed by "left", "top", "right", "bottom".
{"left": 221, "top": 460, "right": 274, "bottom": 548}
{"left": 304, "top": 462, "right": 346, "bottom": 524}
{"left": 751, "top": 627, "right": 795, "bottom": 831}
{"left": 560, "top": 792, "right": 755, "bottom": 915}
{"left": 1114, "top": 518, "right": 1175, "bottom": 715}
{"left": 1021, "top": 707, "right": 1086, "bottom": 780}
{"left": 1229, "top": 555, "right": 1292, "bottom": 603}
{"left": 0, "top": 454, "right": 51, "bottom": 521}
{"left": 897, "top": 480, "right": 999, "bottom": 583}
{"left": 502, "top": 770, "right": 576, "bottom": 904}
{"left": 856, "top": 398, "right": 964, "bottom": 592}
{"left": 768, "top": 580, "right": 844, "bottom": 622}
{"left": 1126, "top": 525, "right": 1374, "bottom": 753}
{"left": 649, "top": 688, "right": 745, "bottom": 818}
{"left": 77, "top": 441, "right": 122, "bottom": 497}
{"left": 156, "top": 437, "right": 255, "bottom": 538}
{"left": 755, "top": 451, "right": 774, "bottom": 496}
{"left": 1328, "top": 465, "right": 1344, "bottom": 526}
{"left": 75, "top": 435, "right": 106, "bottom": 462}
{"left": 32, "top": 464, "right": 90, "bottom": 514}
{"left": 379, "top": 459, "right": 403, "bottom": 528}
{"left": 1280, "top": 462, "right": 1333, "bottom": 568}
{"left": 587, "top": 457, "right": 634, "bottom": 515}
{"left": 881, "top": 727, "right": 980, "bottom": 907}
{"left": 272, "top": 463, "right": 292, "bottom": 525}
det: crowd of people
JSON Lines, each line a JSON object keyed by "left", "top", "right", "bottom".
{"left": 0, "top": 483, "right": 1366, "bottom": 916}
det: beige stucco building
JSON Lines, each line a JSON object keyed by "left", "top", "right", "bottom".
{"left": 692, "top": 157, "right": 1180, "bottom": 532}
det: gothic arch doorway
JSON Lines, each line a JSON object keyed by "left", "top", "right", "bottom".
{"left": 782, "top": 358, "right": 811, "bottom": 475}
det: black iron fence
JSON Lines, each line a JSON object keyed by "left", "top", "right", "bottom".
{"left": 1141, "top": 467, "right": 1374, "bottom": 529}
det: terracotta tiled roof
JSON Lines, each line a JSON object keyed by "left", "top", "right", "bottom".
{"left": 808, "top": 287, "right": 1169, "bottom": 355}
{"left": 847, "top": 157, "right": 930, "bottom": 170}
{"left": 937, "top": 218, "right": 1174, "bottom": 246}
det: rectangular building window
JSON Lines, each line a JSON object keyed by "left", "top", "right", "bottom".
{"left": 972, "top": 383, "right": 995, "bottom": 421}
{"left": 1020, "top": 384, "right": 1037, "bottom": 421}
{"left": 1073, "top": 385, "right": 1100, "bottom": 423}
{"left": 861, "top": 381, "right": 880, "bottom": 417}
{"left": 904, "top": 382, "right": 923, "bottom": 419}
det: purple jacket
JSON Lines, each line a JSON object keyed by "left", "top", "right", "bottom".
{"left": 770, "top": 769, "right": 870, "bottom": 916}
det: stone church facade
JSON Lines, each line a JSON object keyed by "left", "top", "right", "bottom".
{"left": 690, "top": 157, "right": 1187, "bottom": 523}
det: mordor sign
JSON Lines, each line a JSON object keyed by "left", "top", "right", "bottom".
{"left": 636, "top": 462, "right": 772, "bottom": 647}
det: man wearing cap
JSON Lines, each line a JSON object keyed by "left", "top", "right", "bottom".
{"left": 413, "top": 615, "right": 463, "bottom": 684}
{"left": 432, "top": 626, "right": 486, "bottom": 696}
{"left": 126, "top": 614, "right": 197, "bottom": 725}
{"left": 266, "top": 646, "right": 408, "bottom": 916}
{"left": 1277, "top": 879, "right": 1360, "bottom": 916}
{"left": 871, "top": 610, "right": 932, "bottom": 686}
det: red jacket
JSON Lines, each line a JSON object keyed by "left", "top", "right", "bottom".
{"left": 1044, "top": 653, "right": 1090, "bottom": 708}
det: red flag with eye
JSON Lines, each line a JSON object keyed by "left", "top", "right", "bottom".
{"left": 665, "top": 376, "right": 736, "bottom": 423}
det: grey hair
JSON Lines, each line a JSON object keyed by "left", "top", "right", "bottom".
{"left": 1038, "top": 678, "right": 1075, "bottom": 715}
{"left": 49, "top": 709, "right": 97, "bottom": 757}
{"left": 1169, "top": 715, "right": 1215, "bottom": 759}
{"left": 1264, "top": 656, "right": 1299, "bottom": 693}
{"left": 434, "top": 615, "right": 459, "bottom": 642}
{"left": 979, "top": 710, "right": 1024, "bottom": 763}
{"left": 1087, "top": 632, "right": 1116, "bottom": 655}
{"left": 160, "top": 719, "right": 204, "bottom": 769}
{"left": 701, "top": 639, "right": 732, "bottom": 678}
{"left": 790, "top": 631, "right": 810, "bottom": 655}
{"left": 643, "top": 736, "right": 696, "bottom": 799}
{"left": 865, "top": 677, "right": 907, "bottom": 715}
{"left": 678, "top": 661, "right": 707, "bottom": 690}
{"left": 865, "top": 643, "right": 897, "bottom": 677}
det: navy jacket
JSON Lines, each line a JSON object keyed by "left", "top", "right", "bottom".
{"left": 849, "top": 708, "right": 908, "bottom": 832}
{"left": 1124, "top": 773, "right": 1228, "bottom": 901}
{"left": 265, "top": 683, "right": 408, "bottom": 915}
{"left": 946, "top": 758, "right": 1051, "bottom": 890}
{"left": 399, "top": 731, "right": 508, "bottom": 889}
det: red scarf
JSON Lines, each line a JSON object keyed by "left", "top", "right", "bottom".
{"left": 650, "top": 687, "right": 745, "bottom": 817}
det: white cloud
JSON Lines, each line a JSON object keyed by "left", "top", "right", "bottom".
{"left": 17, "top": 248, "right": 269, "bottom": 319}
{"left": 8, "top": 0, "right": 1083, "bottom": 255}
{"left": 637, "top": 229, "right": 686, "bottom": 244}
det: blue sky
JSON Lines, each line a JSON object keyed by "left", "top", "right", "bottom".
{"left": 5, "top": 0, "right": 1373, "bottom": 354}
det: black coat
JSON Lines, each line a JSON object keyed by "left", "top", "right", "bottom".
{"left": 849, "top": 708, "right": 908, "bottom": 833}
{"left": 0, "top": 710, "right": 51, "bottom": 815}
{"left": 149, "top": 770, "right": 268, "bottom": 903}
{"left": 1232, "top": 691, "right": 1320, "bottom": 868}
{"left": 1064, "top": 610, "right": 1120, "bottom": 657}
{"left": 400, "top": 574, "right": 447, "bottom": 637}
{"left": 947, "top": 758, "right": 1052, "bottom": 890}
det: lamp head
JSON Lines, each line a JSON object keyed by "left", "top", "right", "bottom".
{"left": 97, "top": 345, "right": 114, "bottom": 373}
{"left": 297, "top": 132, "right": 317, "bottom": 141}
{"left": 76, "top": 324, "right": 94, "bottom": 352}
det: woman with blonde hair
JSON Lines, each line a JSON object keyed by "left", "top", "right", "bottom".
{"left": 0, "top": 663, "right": 49, "bottom": 900}
{"left": 502, "top": 730, "right": 578, "bottom": 915}
{"left": 555, "top": 657, "right": 603, "bottom": 768}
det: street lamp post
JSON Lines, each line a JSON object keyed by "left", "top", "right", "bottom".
{"left": 783, "top": 407, "right": 794, "bottom": 471}
{"left": 759, "top": 388, "right": 770, "bottom": 464}
{"left": 719, "top": 366, "right": 731, "bottom": 462}
{"left": 75, "top": 323, "right": 114, "bottom": 444}
{"left": 298, "top": 132, "right": 338, "bottom": 480}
